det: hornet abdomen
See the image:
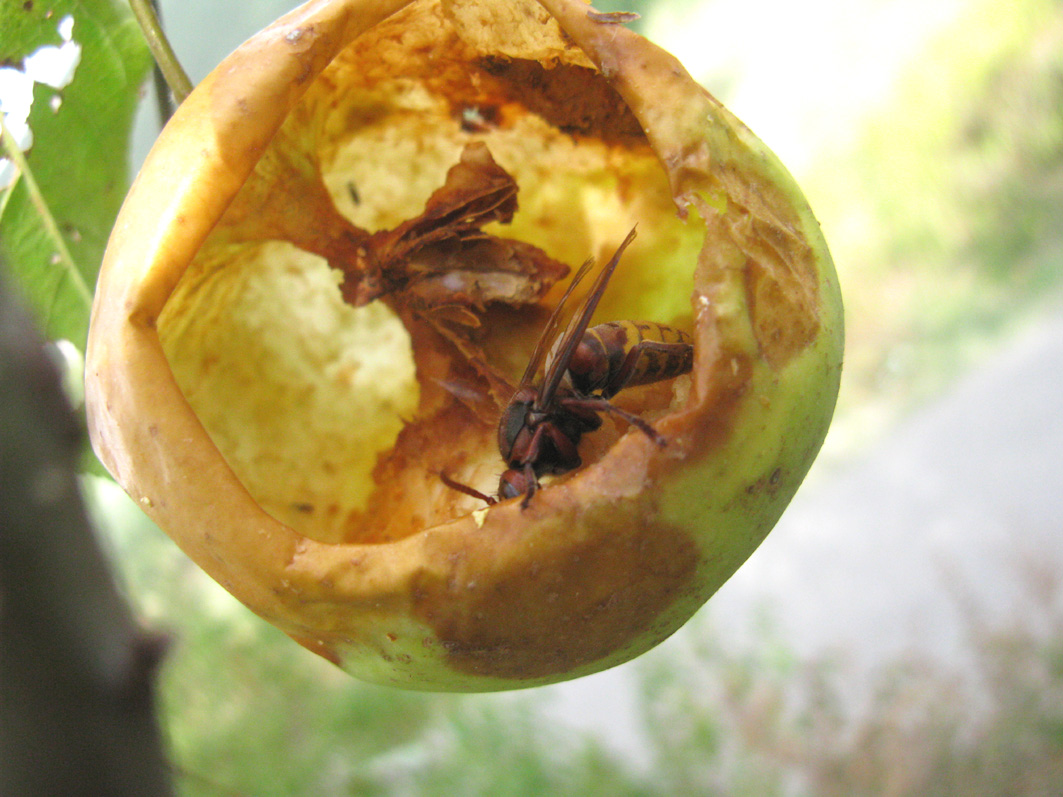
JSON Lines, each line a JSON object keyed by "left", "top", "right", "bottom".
{"left": 567, "top": 321, "right": 693, "bottom": 399}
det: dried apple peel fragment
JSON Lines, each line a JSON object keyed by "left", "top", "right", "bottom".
{"left": 86, "top": 0, "right": 843, "bottom": 691}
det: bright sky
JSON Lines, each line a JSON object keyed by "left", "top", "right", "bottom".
{"left": 647, "top": 0, "right": 969, "bottom": 172}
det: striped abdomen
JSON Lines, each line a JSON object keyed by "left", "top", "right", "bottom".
{"left": 567, "top": 321, "right": 694, "bottom": 399}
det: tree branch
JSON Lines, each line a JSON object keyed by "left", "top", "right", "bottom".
{"left": 0, "top": 267, "right": 173, "bottom": 796}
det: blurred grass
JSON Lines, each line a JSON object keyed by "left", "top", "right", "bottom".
{"left": 631, "top": 559, "right": 1063, "bottom": 796}
{"left": 85, "top": 0, "right": 1063, "bottom": 793}
{"left": 805, "top": 0, "right": 1063, "bottom": 456}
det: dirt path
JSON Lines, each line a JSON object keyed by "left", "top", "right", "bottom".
{"left": 710, "top": 305, "right": 1063, "bottom": 677}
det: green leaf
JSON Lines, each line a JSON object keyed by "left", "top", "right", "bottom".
{"left": 0, "top": 0, "right": 67, "bottom": 55}
{"left": 0, "top": 0, "right": 152, "bottom": 349}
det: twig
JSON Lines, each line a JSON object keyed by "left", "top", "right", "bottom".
{"left": 148, "top": 0, "right": 177, "bottom": 124}
{"left": 128, "top": 0, "right": 192, "bottom": 105}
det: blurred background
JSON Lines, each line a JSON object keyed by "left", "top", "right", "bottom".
{"left": 6, "top": 0, "right": 1063, "bottom": 793}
